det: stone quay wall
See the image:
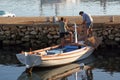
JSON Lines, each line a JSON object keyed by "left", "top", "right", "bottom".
{"left": 93, "top": 23, "right": 120, "bottom": 47}
{"left": 0, "top": 23, "right": 120, "bottom": 50}
{"left": 0, "top": 24, "right": 60, "bottom": 50}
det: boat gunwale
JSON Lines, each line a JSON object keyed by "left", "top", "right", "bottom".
{"left": 41, "top": 46, "right": 93, "bottom": 60}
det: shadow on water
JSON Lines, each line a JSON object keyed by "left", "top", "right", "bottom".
{"left": 0, "top": 46, "right": 37, "bottom": 65}
{"left": 94, "top": 57, "right": 120, "bottom": 72}
{"left": 0, "top": 48, "right": 21, "bottom": 64}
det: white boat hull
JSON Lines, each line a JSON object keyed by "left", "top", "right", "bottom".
{"left": 16, "top": 46, "right": 94, "bottom": 67}
{"left": 40, "top": 47, "right": 94, "bottom": 67}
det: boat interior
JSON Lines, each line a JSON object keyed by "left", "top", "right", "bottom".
{"left": 46, "top": 45, "right": 83, "bottom": 54}
{"left": 33, "top": 43, "right": 86, "bottom": 56}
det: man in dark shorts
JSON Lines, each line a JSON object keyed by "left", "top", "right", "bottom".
{"left": 60, "top": 32, "right": 69, "bottom": 38}
{"left": 59, "top": 17, "right": 73, "bottom": 46}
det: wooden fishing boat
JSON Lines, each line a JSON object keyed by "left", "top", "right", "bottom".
{"left": 16, "top": 40, "right": 95, "bottom": 67}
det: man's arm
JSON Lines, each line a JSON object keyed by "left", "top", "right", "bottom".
{"left": 81, "top": 20, "right": 86, "bottom": 25}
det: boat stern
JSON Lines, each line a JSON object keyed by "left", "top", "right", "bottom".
{"left": 16, "top": 52, "right": 42, "bottom": 68}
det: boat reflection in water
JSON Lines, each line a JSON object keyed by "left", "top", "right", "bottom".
{"left": 17, "top": 55, "right": 95, "bottom": 80}
{"left": 17, "top": 64, "right": 93, "bottom": 80}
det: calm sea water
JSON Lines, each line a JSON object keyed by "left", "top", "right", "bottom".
{"left": 0, "top": 55, "right": 120, "bottom": 80}
{"left": 0, "top": 0, "right": 120, "bottom": 16}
